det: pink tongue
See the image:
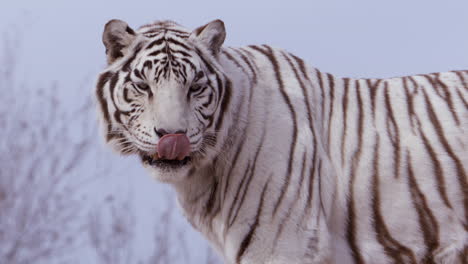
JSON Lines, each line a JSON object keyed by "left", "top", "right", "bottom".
{"left": 157, "top": 134, "right": 191, "bottom": 160}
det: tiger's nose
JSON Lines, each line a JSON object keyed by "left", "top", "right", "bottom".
{"left": 154, "top": 128, "right": 187, "bottom": 138}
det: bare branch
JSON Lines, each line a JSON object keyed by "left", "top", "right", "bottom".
{"left": 0, "top": 29, "right": 99, "bottom": 264}
{"left": 88, "top": 193, "right": 136, "bottom": 264}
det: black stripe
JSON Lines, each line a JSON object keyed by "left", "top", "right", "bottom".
{"left": 250, "top": 45, "right": 298, "bottom": 218}
{"left": 317, "top": 160, "right": 326, "bottom": 221}
{"left": 122, "top": 44, "right": 143, "bottom": 72}
{"left": 455, "top": 88, "right": 468, "bottom": 109}
{"left": 142, "top": 33, "right": 163, "bottom": 39}
{"left": 201, "top": 93, "right": 214, "bottom": 108}
{"left": 220, "top": 51, "right": 254, "bottom": 216}
{"left": 142, "top": 28, "right": 189, "bottom": 37}
{"left": 288, "top": 54, "right": 316, "bottom": 137}
{"left": 166, "top": 37, "right": 191, "bottom": 51}
{"left": 166, "top": 28, "right": 190, "bottom": 37}
{"left": 145, "top": 38, "right": 165, "bottom": 50}
{"left": 300, "top": 143, "right": 317, "bottom": 228}
{"left": 340, "top": 78, "right": 350, "bottom": 166}
{"left": 180, "top": 57, "right": 196, "bottom": 71}
{"left": 418, "top": 129, "right": 452, "bottom": 209}
{"left": 195, "top": 47, "right": 216, "bottom": 74}
{"left": 315, "top": 69, "right": 326, "bottom": 122}
{"left": 422, "top": 90, "right": 468, "bottom": 228}
{"left": 204, "top": 179, "right": 219, "bottom": 217}
{"left": 109, "top": 73, "right": 123, "bottom": 124}
{"left": 274, "top": 150, "right": 308, "bottom": 243}
{"left": 169, "top": 48, "right": 192, "bottom": 58}
{"left": 226, "top": 161, "right": 251, "bottom": 228}
{"left": 122, "top": 87, "right": 132, "bottom": 103}
{"left": 402, "top": 77, "right": 418, "bottom": 132}
{"left": 222, "top": 49, "right": 245, "bottom": 73}
{"left": 235, "top": 177, "right": 270, "bottom": 263}
{"left": 234, "top": 48, "right": 258, "bottom": 85}
{"left": 214, "top": 77, "right": 232, "bottom": 131}
{"left": 345, "top": 79, "right": 365, "bottom": 264}
{"left": 205, "top": 79, "right": 220, "bottom": 131}
{"left": 222, "top": 136, "right": 247, "bottom": 201}
{"left": 383, "top": 83, "right": 401, "bottom": 179}
{"left": 326, "top": 73, "right": 335, "bottom": 150}
{"left": 366, "top": 78, "right": 383, "bottom": 121}
{"left": 423, "top": 74, "right": 460, "bottom": 125}
{"left": 406, "top": 151, "right": 439, "bottom": 263}
{"left": 355, "top": 80, "right": 364, "bottom": 151}
{"left": 228, "top": 122, "right": 267, "bottom": 227}
{"left": 454, "top": 71, "right": 468, "bottom": 90}
{"left": 282, "top": 52, "right": 320, "bottom": 230}
{"left": 286, "top": 56, "right": 315, "bottom": 136}
{"left": 372, "top": 136, "right": 418, "bottom": 264}
{"left": 193, "top": 47, "right": 227, "bottom": 132}
{"left": 96, "top": 71, "right": 114, "bottom": 141}
{"left": 148, "top": 49, "right": 164, "bottom": 58}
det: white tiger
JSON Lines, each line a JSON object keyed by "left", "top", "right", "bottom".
{"left": 95, "top": 19, "right": 468, "bottom": 263}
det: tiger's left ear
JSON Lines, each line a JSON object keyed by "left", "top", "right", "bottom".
{"left": 102, "top": 19, "right": 137, "bottom": 64}
{"left": 190, "top": 19, "right": 226, "bottom": 56}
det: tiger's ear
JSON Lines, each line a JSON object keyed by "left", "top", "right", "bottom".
{"left": 102, "top": 19, "right": 136, "bottom": 64}
{"left": 190, "top": 19, "right": 226, "bottom": 56}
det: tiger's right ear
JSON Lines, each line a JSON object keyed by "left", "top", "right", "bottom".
{"left": 190, "top": 19, "right": 226, "bottom": 56}
{"left": 102, "top": 19, "right": 136, "bottom": 65}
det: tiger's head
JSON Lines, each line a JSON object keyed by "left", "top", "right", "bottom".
{"left": 95, "top": 19, "right": 230, "bottom": 182}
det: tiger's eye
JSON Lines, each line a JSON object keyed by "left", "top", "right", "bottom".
{"left": 190, "top": 84, "right": 202, "bottom": 92}
{"left": 135, "top": 82, "right": 150, "bottom": 90}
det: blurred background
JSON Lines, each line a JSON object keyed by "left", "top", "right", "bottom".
{"left": 1, "top": 0, "right": 467, "bottom": 263}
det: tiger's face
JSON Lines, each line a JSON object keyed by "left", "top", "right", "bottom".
{"left": 95, "top": 19, "right": 227, "bottom": 182}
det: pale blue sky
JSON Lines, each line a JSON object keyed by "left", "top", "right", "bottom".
{"left": 3, "top": 0, "right": 468, "bottom": 87}
{"left": 2, "top": 0, "right": 468, "bottom": 263}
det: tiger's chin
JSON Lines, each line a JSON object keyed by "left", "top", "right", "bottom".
{"left": 140, "top": 153, "right": 193, "bottom": 182}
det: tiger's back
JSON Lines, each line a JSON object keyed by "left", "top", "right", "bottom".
{"left": 221, "top": 46, "right": 468, "bottom": 263}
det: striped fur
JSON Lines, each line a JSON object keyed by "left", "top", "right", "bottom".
{"left": 95, "top": 19, "right": 468, "bottom": 263}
